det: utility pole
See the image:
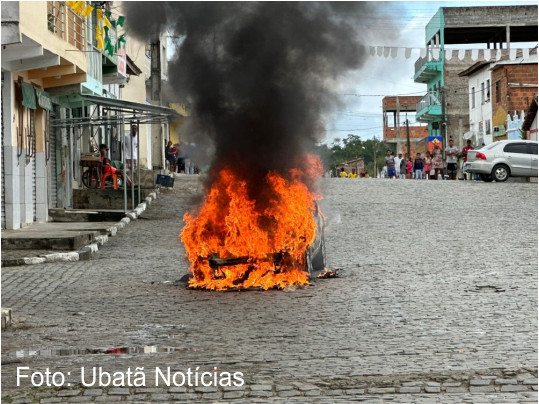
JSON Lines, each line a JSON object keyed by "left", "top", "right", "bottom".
{"left": 373, "top": 136, "right": 377, "bottom": 178}
{"left": 406, "top": 109, "right": 411, "bottom": 157}
{"left": 396, "top": 96, "right": 401, "bottom": 154}
{"left": 440, "top": 87, "right": 446, "bottom": 156}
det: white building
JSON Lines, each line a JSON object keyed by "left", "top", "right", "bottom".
{"left": 458, "top": 60, "right": 495, "bottom": 146}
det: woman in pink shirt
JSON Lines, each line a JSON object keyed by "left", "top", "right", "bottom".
{"left": 406, "top": 157, "right": 413, "bottom": 179}
{"left": 423, "top": 151, "right": 432, "bottom": 180}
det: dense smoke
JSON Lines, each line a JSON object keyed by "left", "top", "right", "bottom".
{"left": 124, "top": 2, "right": 388, "bottom": 191}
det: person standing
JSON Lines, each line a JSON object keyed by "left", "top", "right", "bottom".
{"left": 394, "top": 153, "right": 403, "bottom": 179}
{"left": 423, "top": 151, "right": 432, "bottom": 180}
{"left": 399, "top": 155, "right": 406, "bottom": 179}
{"left": 339, "top": 167, "right": 348, "bottom": 178}
{"left": 431, "top": 144, "right": 444, "bottom": 180}
{"left": 124, "top": 125, "right": 138, "bottom": 178}
{"left": 445, "top": 138, "right": 459, "bottom": 180}
{"left": 385, "top": 150, "right": 396, "bottom": 179}
{"left": 406, "top": 156, "right": 413, "bottom": 179}
{"left": 349, "top": 168, "right": 358, "bottom": 178}
{"left": 413, "top": 153, "right": 424, "bottom": 179}
{"left": 165, "top": 141, "right": 177, "bottom": 172}
{"left": 461, "top": 139, "right": 474, "bottom": 180}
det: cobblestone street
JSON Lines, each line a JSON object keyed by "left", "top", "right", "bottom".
{"left": 2, "top": 177, "right": 537, "bottom": 403}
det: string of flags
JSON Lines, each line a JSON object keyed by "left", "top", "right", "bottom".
{"left": 368, "top": 46, "right": 534, "bottom": 62}
{"left": 65, "top": 2, "right": 126, "bottom": 55}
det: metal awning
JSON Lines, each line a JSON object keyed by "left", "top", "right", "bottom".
{"left": 126, "top": 54, "right": 143, "bottom": 76}
{"left": 49, "top": 94, "right": 179, "bottom": 215}
{"left": 50, "top": 94, "right": 182, "bottom": 128}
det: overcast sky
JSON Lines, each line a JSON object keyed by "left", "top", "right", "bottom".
{"left": 324, "top": 0, "right": 538, "bottom": 145}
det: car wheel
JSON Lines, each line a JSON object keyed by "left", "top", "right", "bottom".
{"left": 479, "top": 174, "right": 493, "bottom": 182}
{"left": 492, "top": 165, "right": 510, "bottom": 182}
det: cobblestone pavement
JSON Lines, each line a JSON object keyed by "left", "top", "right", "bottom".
{"left": 2, "top": 177, "right": 537, "bottom": 403}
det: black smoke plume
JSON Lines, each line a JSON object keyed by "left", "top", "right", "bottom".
{"left": 124, "top": 2, "right": 386, "bottom": 192}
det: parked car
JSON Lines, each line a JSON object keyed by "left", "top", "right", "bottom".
{"left": 464, "top": 140, "right": 538, "bottom": 182}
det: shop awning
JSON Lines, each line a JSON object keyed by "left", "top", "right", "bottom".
{"left": 21, "top": 82, "right": 36, "bottom": 109}
{"left": 35, "top": 88, "right": 53, "bottom": 111}
{"left": 126, "top": 54, "right": 142, "bottom": 76}
{"left": 50, "top": 94, "right": 182, "bottom": 128}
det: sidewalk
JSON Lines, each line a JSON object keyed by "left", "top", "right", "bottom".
{"left": 1, "top": 192, "right": 158, "bottom": 267}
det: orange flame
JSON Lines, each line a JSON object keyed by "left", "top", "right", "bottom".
{"left": 181, "top": 155, "right": 323, "bottom": 290}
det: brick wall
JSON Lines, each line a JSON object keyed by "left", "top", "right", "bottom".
{"left": 384, "top": 126, "right": 428, "bottom": 140}
{"left": 383, "top": 96, "right": 423, "bottom": 111}
{"left": 491, "top": 63, "right": 538, "bottom": 138}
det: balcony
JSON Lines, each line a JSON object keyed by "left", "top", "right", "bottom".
{"left": 81, "top": 46, "right": 103, "bottom": 95}
{"left": 413, "top": 49, "right": 442, "bottom": 84}
{"left": 416, "top": 92, "right": 442, "bottom": 122}
{"left": 47, "top": 1, "right": 86, "bottom": 51}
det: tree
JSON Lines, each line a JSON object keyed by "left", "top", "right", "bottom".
{"left": 317, "top": 134, "right": 393, "bottom": 176}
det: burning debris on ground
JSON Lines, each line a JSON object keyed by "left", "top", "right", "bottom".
{"left": 122, "top": 3, "right": 388, "bottom": 290}
{"left": 316, "top": 268, "right": 341, "bottom": 279}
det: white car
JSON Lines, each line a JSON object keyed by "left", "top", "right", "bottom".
{"left": 464, "top": 140, "right": 538, "bottom": 182}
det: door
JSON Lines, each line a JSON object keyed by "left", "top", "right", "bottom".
{"left": 30, "top": 109, "right": 37, "bottom": 221}
{"left": 49, "top": 111, "right": 58, "bottom": 209}
{"left": 503, "top": 142, "right": 531, "bottom": 176}
{"left": 529, "top": 143, "right": 538, "bottom": 177}
{"left": 1, "top": 87, "right": 5, "bottom": 230}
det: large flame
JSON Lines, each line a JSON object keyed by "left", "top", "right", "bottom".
{"left": 181, "top": 155, "right": 323, "bottom": 290}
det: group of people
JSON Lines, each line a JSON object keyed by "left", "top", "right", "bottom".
{"left": 165, "top": 140, "right": 197, "bottom": 174}
{"left": 334, "top": 168, "right": 370, "bottom": 178}
{"left": 384, "top": 138, "right": 475, "bottom": 180}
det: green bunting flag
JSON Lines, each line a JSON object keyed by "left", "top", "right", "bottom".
{"left": 117, "top": 16, "right": 125, "bottom": 27}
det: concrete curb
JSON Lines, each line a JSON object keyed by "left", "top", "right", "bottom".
{"left": 2, "top": 189, "right": 159, "bottom": 267}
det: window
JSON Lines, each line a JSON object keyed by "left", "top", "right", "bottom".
{"left": 496, "top": 80, "right": 501, "bottom": 103}
{"left": 486, "top": 79, "right": 490, "bottom": 100}
{"left": 485, "top": 120, "right": 491, "bottom": 135}
{"left": 504, "top": 143, "right": 529, "bottom": 154}
{"left": 481, "top": 82, "right": 485, "bottom": 104}
{"left": 530, "top": 143, "right": 538, "bottom": 155}
{"left": 471, "top": 87, "right": 475, "bottom": 108}
{"left": 483, "top": 142, "right": 499, "bottom": 150}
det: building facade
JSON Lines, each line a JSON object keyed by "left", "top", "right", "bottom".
{"left": 459, "top": 49, "right": 537, "bottom": 145}
{"left": 413, "top": 5, "right": 538, "bottom": 153}
{"left": 382, "top": 96, "right": 428, "bottom": 157}
{"left": 2, "top": 1, "right": 88, "bottom": 229}
{"left": 1, "top": 1, "right": 172, "bottom": 230}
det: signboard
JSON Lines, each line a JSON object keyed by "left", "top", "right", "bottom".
{"left": 35, "top": 88, "right": 53, "bottom": 111}
{"left": 117, "top": 43, "right": 127, "bottom": 78}
{"left": 428, "top": 136, "right": 442, "bottom": 152}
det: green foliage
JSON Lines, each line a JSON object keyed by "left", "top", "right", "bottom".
{"left": 316, "top": 134, "right": 394, "bottom": 176}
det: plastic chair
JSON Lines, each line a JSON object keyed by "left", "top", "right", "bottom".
{"left": 100, "top": 172, "right": 118, "bottom": 189}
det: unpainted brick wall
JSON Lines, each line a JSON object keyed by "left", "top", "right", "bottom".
{"left": 492, "top": 64, "right": 538, "bottom": 118}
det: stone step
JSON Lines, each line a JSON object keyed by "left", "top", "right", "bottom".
{"left": 1, "top": 230, "right": 98, "bottom": 251}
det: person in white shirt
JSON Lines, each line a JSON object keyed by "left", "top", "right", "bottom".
{"left": 394, "top": 153, "right": 403, "bottom": 179}
{"left": 124, "top": 125, "right": 138, "bottom": 174}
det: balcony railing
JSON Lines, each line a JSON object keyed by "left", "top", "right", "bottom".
{"left": 414, "top": 49, "right": 441, "bottom": 74}
{"left": 416, "top": 92, "right": 441, "bottom": 113}
{"left": 47, "top": 1, "right": 86, "bottom": 51}
{"left": 87, "top": 46, "right": 102, "bottom": 83}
